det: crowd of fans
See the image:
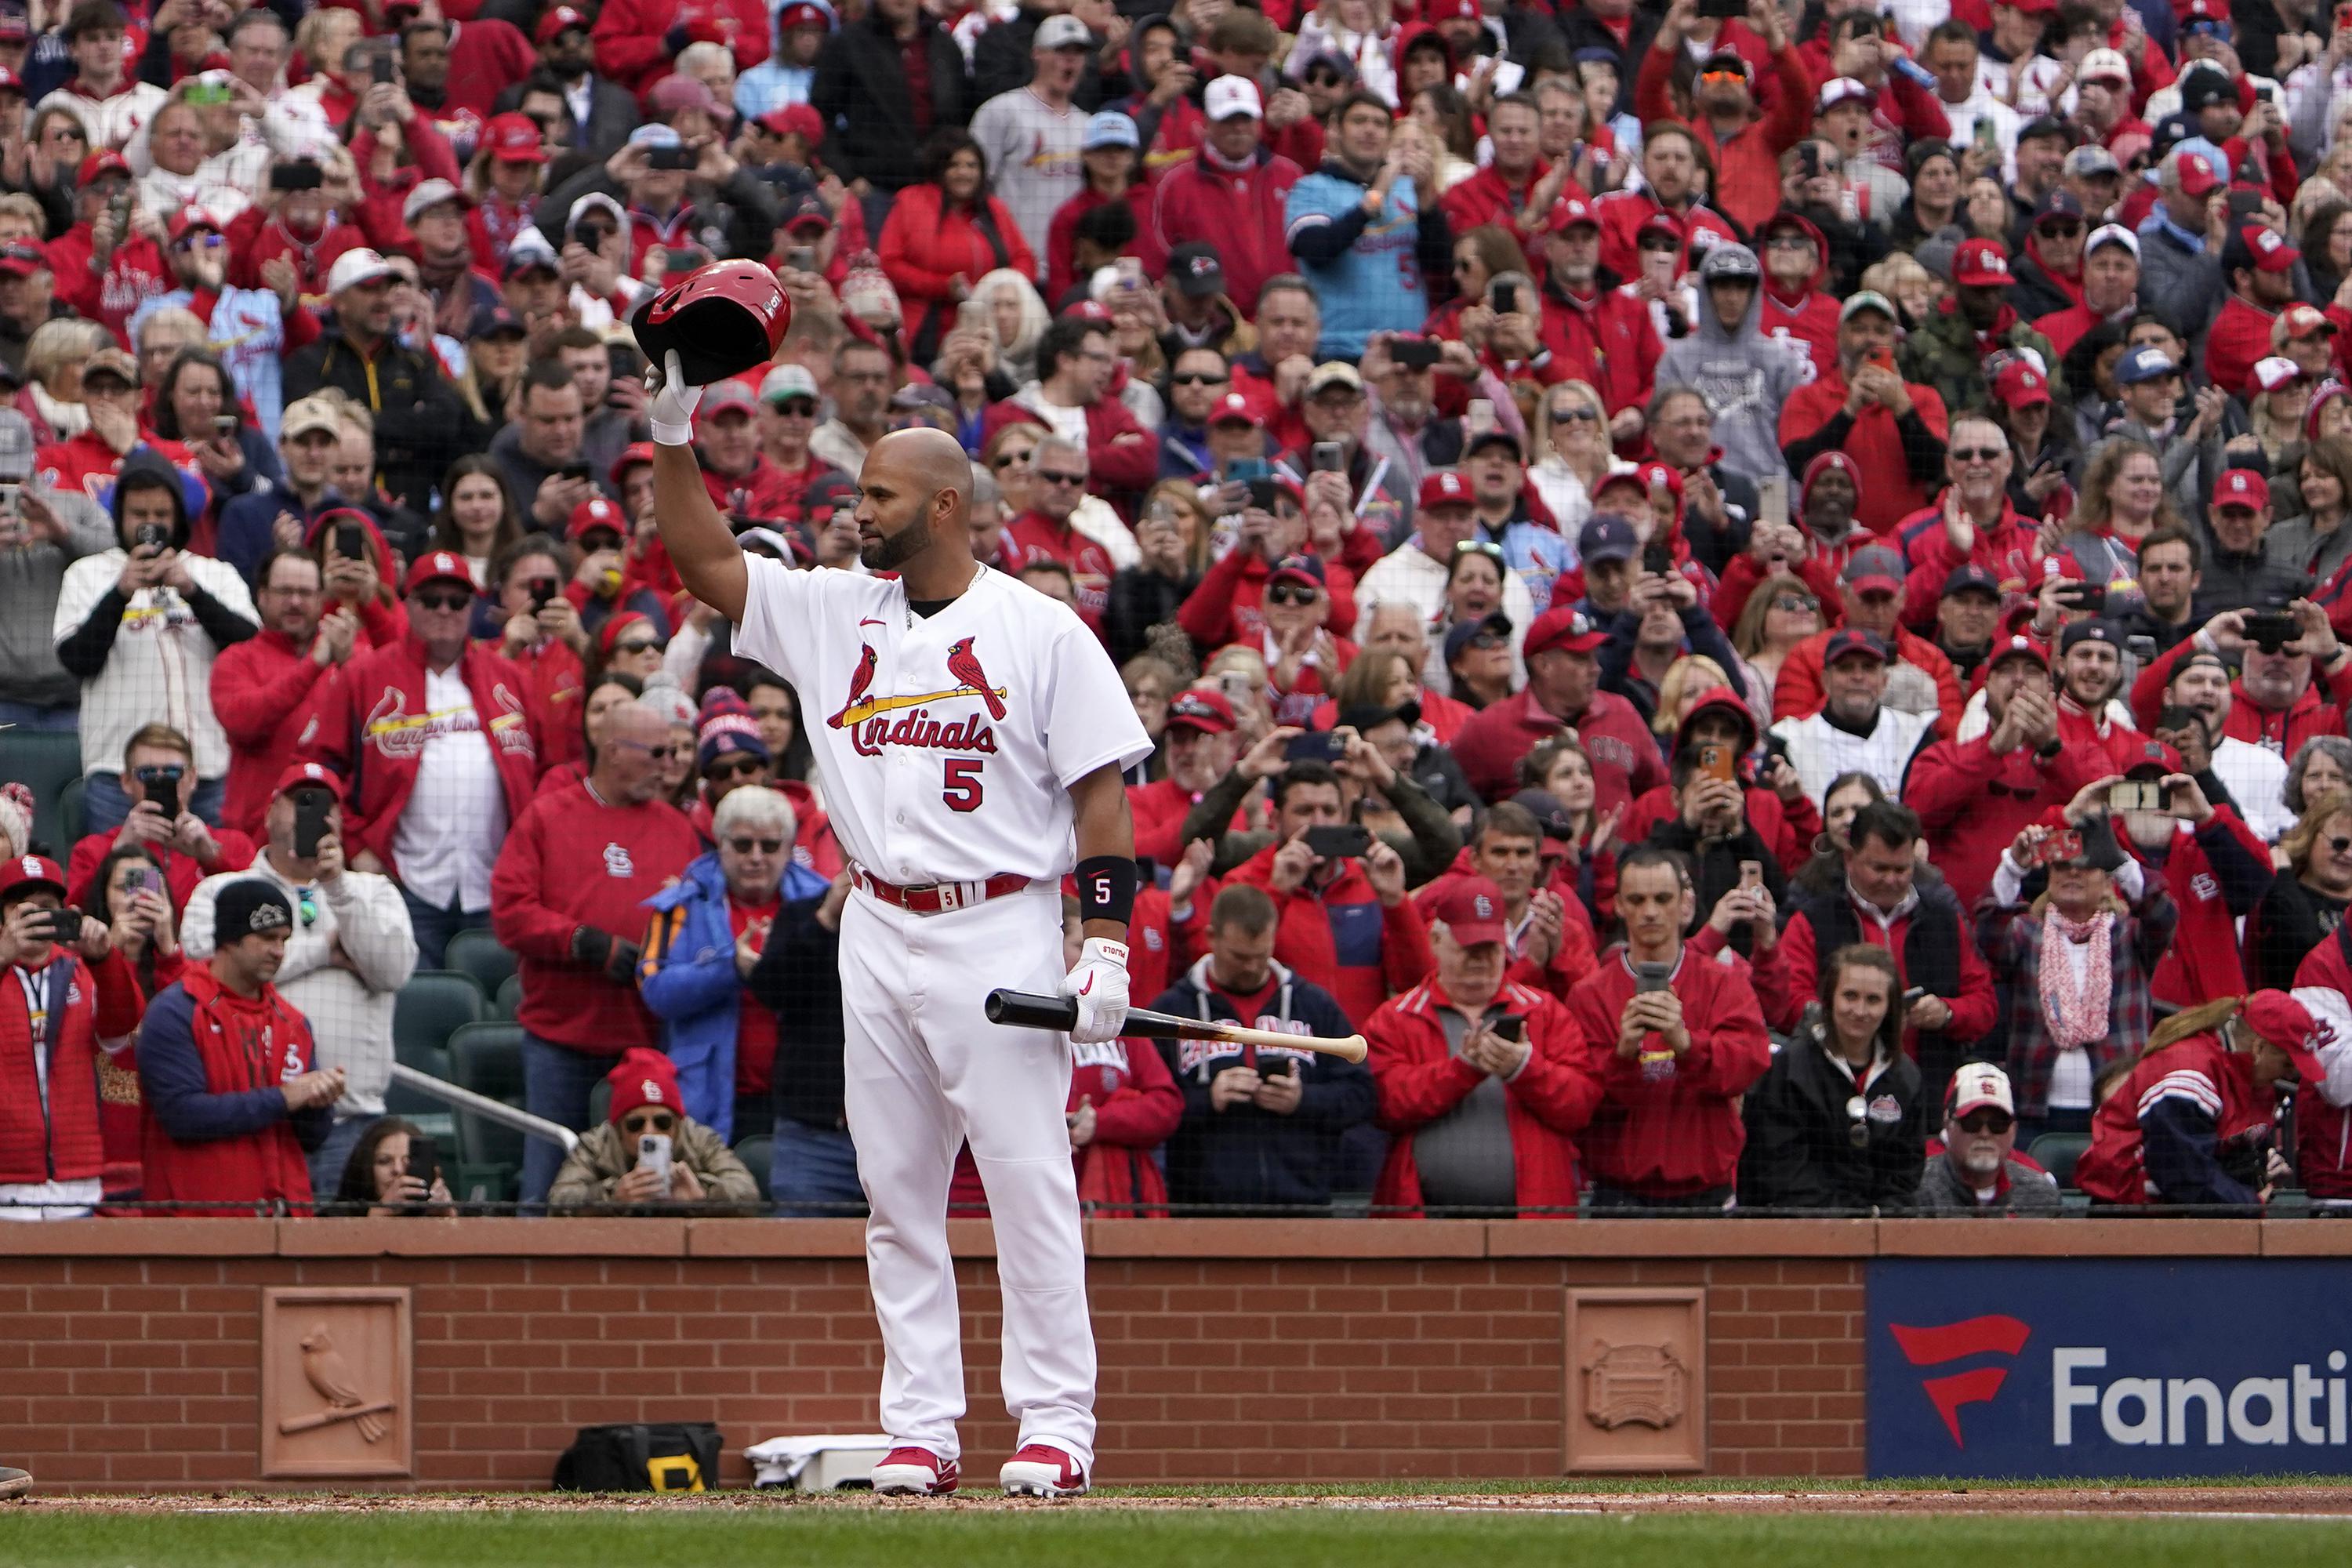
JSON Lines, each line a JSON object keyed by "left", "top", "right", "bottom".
{"left": 9, "top": 0, "right": 2352, "bottom": 1220}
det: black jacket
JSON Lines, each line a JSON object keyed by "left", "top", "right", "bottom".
{"left": 811, "top": 15, "right": 972, "bottom": 194}
{"left": 280, "top": 328, "right": 469, "bottom": 516}
{"left": 1105, "top": 564, "right": 1196, "bottom": 667}
{"left": 1737, "top": 1031, "right": 1927, "bottom": 1212}
{"left": 746, "top": 887, "right": 848, "bottom": 1131}
{"left": 972, "top": 11, "right": 1128, "bottom": 108}
{"left": 1149, "top": 958, "right": 1376, "bottom": 1210}
{"left": 532, "top": 162, "right": 782, "bottom": 281}
{"left": 495, "top": 73, "right": 642, "bottom": 162}
{"left": 1647, "top": 813, "right": 1788, "bottom": 960}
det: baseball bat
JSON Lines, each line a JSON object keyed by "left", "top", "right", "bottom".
{"left": 985, "top": 989, "right": 1369, "bottom": 1065}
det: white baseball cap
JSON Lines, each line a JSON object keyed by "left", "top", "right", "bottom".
{"left": 1205, "top": 74, "right": 1263, "bottom": 121}
{"left": 2078, "top": 47, "right": 2132, "bottom": 85}
{"left": 2085, "top": 223, "right": 2139, "bottom": 260}
{"left": 1035, "top": 13, "right": 1091, "bottom": 49}
{"left": 401, "top": 177, "right": 467, "bottom": 227}
{"left": 1947, "top": 1062, "right": 2016, "bottom": 1120}
{"left": 325, "top": 247, "right": 396, "bottom": 294}
{"left": 760, "top": 363, "right": 819, "bottom": 405}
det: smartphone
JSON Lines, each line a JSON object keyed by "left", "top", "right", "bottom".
{"left": 2255, "top": 83, "right": 2275, "bottom": 103}
{"left": 1634, "top": 961, "right": 1674, "bottom": 994}
{"left": 662, "top": 245, "right": 700, "bottom": 272}
{"left": 649, "top": 146, "right": 696, "bottom": 172}
{"left": 1699, "top": 0, "right": 1745, "bottom": 16}
{"left": 32, "top": 907, "right": 77, "bottom": 942}
{"left": 370, "top": 51, "right": 394, "bottom": 86}
{"left": 2244, "top": 609, "right": 2299, "bottom": 652}
{"left": 956, "top": 297, "right": 989, "bottom": 334}
{"left": 1392, "top": 337, "right": 1441, "bottom": 370}
{"left": 270, "top": 161, "right": 323, "bottom": 191}
{"left": 1900, "top": 985, "right": 1927, "bottom": 1009}
{"left": 1758, "top": 474, "right": 1788, "bottom": 529}
{"left": 1795, "top": 142, "right": 1822, "bottom": 179}
{"left": 292, "top": 789, "right": 332, "bottom": 859}
{"left": 1737, "top": 858, "right": 1762, "bottom": 890}
{"left": 2061, "top": 583, "right": 2107, "bottom": 614}
{"left": 1226, "top": 456, "right": 1272, "bottom": 484}
{"left": 1491, "top": 1014, "right": 1527, "bottom": 1044}
{"left": 1697, "top": 741, "right": 1736, "bottom": 785}
{"left": 2125, "top": 633, "right": 2157, "bottom": 663}
{"left": 1245, "top": 476, "right": 1279, "bottom": 512}
{"left": 2155, "top": 704, "right": 2202, "bottom": 737}
{"left": 786, "top": 245, "right": 817, "bottom": 273}
{"left": 1492, "top": 279, "right": 1519, "bottom": 317}
{"left": 1303, "top": 822, "right": 1373, "bottom": 860}
{"left": 1286, "top": 730, "right": 1348, "bottom": 764}
{"left": 1466, "top": 399, "right": 1496, "bottom": 437}
{"left": 2229, "top": 189, "right": 2265, "bottom": 221}
{"left": 132, "top": 522, "right": 169, "bottom": 552}
{"left": 1256, "top": 1054, "right": 1295, "bottom": 1078}
{"left": 637, "top": 1131, "right": 673, "bottom": 1188}
{"left": 1642, "top": 539, "right": 1673, "bottom": 575}
{"left": 1310, "top": 441, "right": 1345, "bottom": 474}
{"left": 2110, "top": 780, "right": 2165, "bottom": 813}
{"left": 405, "top": 1132, "right": 441, "bottom": 1191}
{"left": 530, "top": 578, "right": 557, "bottom": 610}
{"left": 2028, "top": 826, "right": 2084, "bottom": 867}
{"left": 212, "top": 416, "right": 238, "bottom": 437}
{"left": 1115, "top": 256, "right": 1145, "bottom": 289}
{"left": 557, "top": 462, "right": 594, "bottom": 485}
{"left": 1864, "top": 346, "right": 1896, "bottom": 372}
{"left": 143, "top": 774, "right": 178, "bottom": 815}
{"left": 125, "top": 863, "right": 162, "bottom": 900}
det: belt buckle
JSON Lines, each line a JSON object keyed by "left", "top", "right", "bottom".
{"left": 933, "top": 882, "right": 965, "bottom": 913}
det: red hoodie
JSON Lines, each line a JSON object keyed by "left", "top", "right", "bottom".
{"left": 1758, "top": 213, "right": 1841, "bottom": 380}
{"left": 2293, "top": 928, "right": 2352, "bottom": 1200}
{"left": 1612, "top": 690, "right": 1822, "bottom": 878}
{"left": 1778, "top": 368, "right": 1951, "bottom": 539}
{"left": 1228, "top": 840, "right": 1436, "bottom": 1025}
{"left": 1439, "top": 158, "right": 1575, "bottom": 241}
{"left": 1535, "top": 271, "right": 1663, "bottom": 419}
{"left": 1366, "top": 977, "right": 1601, "bottom": 1213}
{"left": 1564, "top": 944, "right": 1772, "bottom": 1198}
{"left": 1894, "top": 497, "right": 2037, "bottom": 628}
{"left": 2130, "top": 633, "right": 2352, "bottom": 759}
{"left": 1174, "top": 537, "right": 1366, "bottom": 654}
{"left": 880, "top": 183, "right": 1041, "bottom": 350}
{"left": 1633, "top": 41, "right": 1813, "bottom": 236}
{"left": 209, "top": 626, "right": 343, "bottom": 838}
{"left": 1140, "top": 144, "right": 1304, "bottom": 316}
{"left": 1905, "top": 726, "right": 2115, "bottom": 909}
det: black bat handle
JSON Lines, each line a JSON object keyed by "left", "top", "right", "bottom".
{"left": 985, "top": 989, "right": 1080, "bottom": 1031}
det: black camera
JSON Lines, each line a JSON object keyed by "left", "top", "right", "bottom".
{"left": 1390, "top": 337, "right": 1441, "bottom": 370}
{"left": 132, "top": 523, "right": 169, "bottom": 552}
{"left": 270, "top": 160, "right": 323, "bottom": 192}
{"left": 2244, "top": 608, "right": 2299, "bottom": 653}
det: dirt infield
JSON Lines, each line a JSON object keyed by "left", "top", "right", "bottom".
{"left": 12, "top": 1485, "right": 2352, "bottom": 1517}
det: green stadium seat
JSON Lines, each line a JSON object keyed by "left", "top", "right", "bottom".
{"left": 0, "top": 731, "right": 85, "bottom": 854}
{"left": 2028, "top": 1132, "right": 2092, "bottom": 1192}
{"left": 493, "top": 973, "right": 521, "bottom": 1021}
{"left": 443, "top": 929, "right": 517, "bottom": 1005}
{"left": 394, "top": 971, "right": 485, "bottom": 1063}
{"left": 447, "top": 1020, "right": 528, "bottom": 1192}
{"left": 56, "top": 775, "right": 85, "bottom": 850}
{"left": 733, "top": 1133, "right": 772, "bottom": 1203}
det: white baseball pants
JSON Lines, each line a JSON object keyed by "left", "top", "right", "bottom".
{"left": 839, "top": 882, "right": 1095, "bottom": 1470}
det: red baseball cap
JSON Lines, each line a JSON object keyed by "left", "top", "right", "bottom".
{"left": 568, "top": 495, "right": 625, "bottom": 541}
{"left": 1165, "top": 688, "right": 1236, "bottom": 735}
{"left": 166, "top": 209, "right": 225, "bottom": 243}
{"left": 2238, "top": 224, "right": 2299, "bottom": 273}
{"left": 610, "top": 441, "right": 657, "bottom": 487}
{"left": 2212, "top": 468, "right": 2270, "bottom": 510}
{"left": 757, "top": 103, "right": 826, "bottom": 143}
{"left": 1991, "top": 359, "right": 2050, "bottom": 408}
{"left": 599, "top": 609, "right": 654, "bottom": 655}
{"left": 2240, "top": 989, "right": 2330, "bottom": 1083}
{"left": 483, "top": 111, "right": 548, "bottom": 164}
{"left": 2173, "top": 151, "right": 2223, "bottom": 197}
{"left": 1524, "top": 604, "right": 1610, "bottom": 658}
{"left": 0, "top": 853, "right": 66, "bottom": 902}
{"left": 1425, "top": 0, "right": 1481, "bottom": 20}
{"left": 1418, "top": 469, "right": 1474, "bottom": 511}
{"left": 777, "top": 1, "right": 830, "bottom": 28}
{"left": 403, "top": 550, "right": 475, "bottom": 595}
{"left": 1427, "top": 875, "right": 1509, "bottom": 947}
{"left": 1207, "top": 390, "right": 1258, "bottom": 426}
{"left": 272, "top": 761, "right": 346, "bottom": 804}
{"left": 534, "top": 5, "right": 590, "bottom": 43}
{"left": 0, "top": 241, "right": 45, "bottom": 278}
{"left": 1547, "top": 195, "right": 1599, "bottom": 234}
{"left": 1952, "top": 239, "right": 2013, "bottom": 289}
{"left": 77, "top": 150, "right": 130, "bottom": 186}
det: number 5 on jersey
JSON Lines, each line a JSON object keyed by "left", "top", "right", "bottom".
{"left": 943, "top": 757, "right": 985, "bottom": 811}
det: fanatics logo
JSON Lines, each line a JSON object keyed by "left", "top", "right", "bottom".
{"left": 1888, "top": 1315, "right": 2031, "bottom": 1448}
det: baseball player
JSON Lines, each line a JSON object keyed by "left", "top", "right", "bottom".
{"left": 646, "top": 352, "right": 1151, "bottom": 1499}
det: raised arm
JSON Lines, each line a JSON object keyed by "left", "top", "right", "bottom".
{"left": 648, "top": 352, "right": 747, "bottom": 624}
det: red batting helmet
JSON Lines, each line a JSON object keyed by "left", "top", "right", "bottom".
{"left": 629, "top": 260, "right": 793, "bottom": 387}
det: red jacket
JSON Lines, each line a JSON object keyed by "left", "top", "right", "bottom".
{"left": 880, "top": 183, "right": 1040, "bottom": 350}
{"left": 593, "top": 0, "right": 769, "bottom": 96}
{"left": 1004, "top": 510, "right": 1116, "bottom": 633}
{"left": 1366, "top": 977, "right": 1601, "bottom": 1213}
{"left": 981, "top": 395, "right": 1157, "bottom": 499}
{"left": 1905, "top": 732, "right": 2111, "bottom": 909}
{"left": 492, "top": 635, "right": 587, "bottom": 773}
{"left": 1142, "top": 147, "right": 1303, "bottom": 315}
{"left": 2074, "top": 1030, "right": 2268, "bottom": 1206}
{"left": 0, "top": 948, "right": 143, "bottom": 1185}
{"left": 1128, "top": 777, "right": 1257, "bottom": 867}
{"left": 1895, "top": 500, "right": 2037, "bottom": 626}
{"left": 2293, "top": 928, "right": 2352, "bottom": 1201}
{"left": 45, "top": 225, "right": 171, "bottom": 350}
{"left": 1589, "top": 187, "right": 1740, "bottom": 287}
{"left": 1044, "top": 183, "right": 1154, "bottom": 310}
{"left": 1174, "top": 538, "right": 1364, "bottom": 654}
{"left": 1773, "top": 888, "right": 2001, "bottom": 1056}
{"left": 1564, "top": 945, "right": 1773, "bottom": 1198}
{"left": 137, "top": 967, "right": 319, "bottom": 1214}
{"left": 1413, "top": 861, "right": 1602, "bottom": 1003}
{"left": 1228, "top": 841, "right": 1436, "bottom": 1026}
{"left": 211, "top": 627, "right": 339, "bottom": 837}
{"left": 2205, "top": 295, "right": 2279, "bottom": 406}
{"left": 2130, "top": 633, "right": 2352, "bottom": 758}
{"left": 1534, "top": 275, "right": 1662, "bottom": 418}
{"left": 2143, "top": 808, "right": 2271, "bottom": 1011}
{"left": 701, "top": 452, "right": 807, "bottom": 525}
{"left": 1450, "top": 686, "right": 1666, "bottom": 814}
{"left": 1778, "top": 372, "right": 1950, "bottom": 539}
{"left": 947, "top": 1035, "right": 1183, "bottom": 1217}
{"left": 775, "top": 779, "right": 844, "bottom": 878}
{"left": 491, "top": 778, "right": 700, "bottom": 1054}
{"left": 1438, "top": 159, "right": 1566, "bottom": 241}
{"left": 1633, "top": 42, "right": 1813, "bottom": 236}
{"left": 224, "top": 209, "right": 368, "bottom": 300}
{"left": 1773, "top": 622, "right": 1962, "bottom": 737}
{"left": 36, "top": 428, "right": 198, "bottom": 509}
{"left": 67, "top": 826, "right": 255, "bottom": 917}
{"left": 300, "top": 635, "right": 543, "bottom": 880}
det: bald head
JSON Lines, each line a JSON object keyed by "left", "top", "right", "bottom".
{"left": 596, "top": 701, "right": 671, "bottom": 804}
{"left": 858, "top": 426, "right": 974, "bottom": 573}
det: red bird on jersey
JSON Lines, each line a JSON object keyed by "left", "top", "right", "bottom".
{"left": 947, "top": 637, "right": 1007, "bottom": 720}
{"left": 830, "top": 643, "right": 879, "bottom": 727}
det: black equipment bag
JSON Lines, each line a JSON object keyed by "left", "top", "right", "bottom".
{"left": 552, "top": 1421, "right": 724, "bottom": 1491}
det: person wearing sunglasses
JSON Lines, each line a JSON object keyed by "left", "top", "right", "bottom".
{"left": 546, "top": 1045, "right": 759, "bottom": 1211}
{"left": 639, "top": 779, "right": 836, "bottom": 1145}
{"left": 1632, "top": 0, "right": 1805, "bottom": 237}
{"left": 1912, "top": 1062, "right": 2061, "bottom": 1214}
{"left": 1737, "top": 943, "right": 1925, "bottom": 1214}
{"left": 686, "top": 689, "right": 776, "bottom": 831}
{"left": 1003, "top": 433, "right": 1115, "bottom": 633}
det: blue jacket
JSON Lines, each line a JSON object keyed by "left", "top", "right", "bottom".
{"left": 1285, "top": 160, "right": 1450, "bottom": 360}
{"left": 1148, "top": 956, "right": 1376, "bottom": 1210}
{"left": 217, "top": 481, "right": 344, "bottom": 589}
{"left": 638, "top": 850, "right": 829, "bottom": 1139}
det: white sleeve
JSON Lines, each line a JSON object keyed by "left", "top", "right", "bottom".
{"left": 1991, "top": 850, "right": 2027, "bottom": 908}
{"left": 180, "top": 873, "right": 224, "bottom": 964}
{"left": 2293, "top": 985, "right": 2352, "bottom": 1109}
{"left": 51, "top": 554, "right": 113, "bottom": 644}
{"left": 1043, "top": 616, "right": 1152, "bottom": 788}
{"left": 2111, "top": 855, "right": 2145, "bottom": 906}
{"left": 731, "top": 554, "right": 822, "bottom": 686}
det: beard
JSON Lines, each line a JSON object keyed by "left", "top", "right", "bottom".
{"left": 861, "top": 514, "right": 935, "bottom": 572}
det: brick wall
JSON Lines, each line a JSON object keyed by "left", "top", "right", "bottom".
{"left": 0, "top": 1217, "right": 2313, "bottom": 1490}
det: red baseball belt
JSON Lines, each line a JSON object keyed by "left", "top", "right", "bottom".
{"left": 850, "top": 866, "right": 1033, "bottom": 914}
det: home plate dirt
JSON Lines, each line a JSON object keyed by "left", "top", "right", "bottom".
{"left": 14, "top": 1486, "right": 2352, "bottom": 1516}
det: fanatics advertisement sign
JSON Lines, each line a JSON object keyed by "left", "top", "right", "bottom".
{"left": 1867, "top": 1260, "right": 2352, "bottom": 1478}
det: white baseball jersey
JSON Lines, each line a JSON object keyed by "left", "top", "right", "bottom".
{"left": 735, "top": 556, "right": 1152, "bottom": 885}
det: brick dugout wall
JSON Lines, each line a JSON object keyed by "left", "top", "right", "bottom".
{"left": 0, "top": 1218, "right": 2314, "bottom": 1490}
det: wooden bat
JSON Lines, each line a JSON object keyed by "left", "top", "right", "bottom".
{"left": 985, "top": 989, "right": 1368, "bottom": 1065}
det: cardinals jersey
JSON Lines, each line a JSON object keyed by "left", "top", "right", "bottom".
{"left": 735, "top": 557, "right": 1152, "bottom": 885}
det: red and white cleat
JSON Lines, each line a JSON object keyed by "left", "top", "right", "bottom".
{"left": 871, "top": 1446, "right": 959, "bottom": 1497}
{"left": 999, "top": 1443, "right": 1089, "bottom": 1498}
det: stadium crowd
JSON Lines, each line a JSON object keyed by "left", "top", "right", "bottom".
{"left": 7, "top": 0, "right": 2352, "bottom": 1221}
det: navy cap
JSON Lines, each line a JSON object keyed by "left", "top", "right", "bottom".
{"left": 1577, "top": 512, "right": 1639, "bottom": 564}
{"left": 1942, "top": 563, "right": 2001, "bottom": 598}
{"left": 1443, "top": 611, "right": 1513, "bottom": 666}
{"left": 2116, "top": 345, "right": 2180, "bottom": 385}
{"left": 2060, "top": 618, "right": 2119, "bottom": 653}
{"left": 1823, "top": 627, "right": 1890, "bottom": 666}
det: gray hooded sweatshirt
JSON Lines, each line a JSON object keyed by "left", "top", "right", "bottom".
{"left": 1656, "top": 243, "right": 1804, "bottom": 487}
{"left": 0, "top": 408, "right": 115, "bottom": 710}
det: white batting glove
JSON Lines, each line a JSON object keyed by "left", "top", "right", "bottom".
{"left": 647, "top": 349, "right": 706, "bottom": 446}
{"left": 1062, "top": 937, "right": 1131, "bottom": 1044}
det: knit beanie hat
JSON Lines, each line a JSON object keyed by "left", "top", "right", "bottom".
{"left": 696, "top": 687, "right": 772, "bottom": 771}
{"left": 606, "top": 1047, "right": 684, "bottom": 1125}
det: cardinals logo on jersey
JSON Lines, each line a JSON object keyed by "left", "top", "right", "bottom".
{"left": 827, "top": 633, "right": 1010, "bottom": 756}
